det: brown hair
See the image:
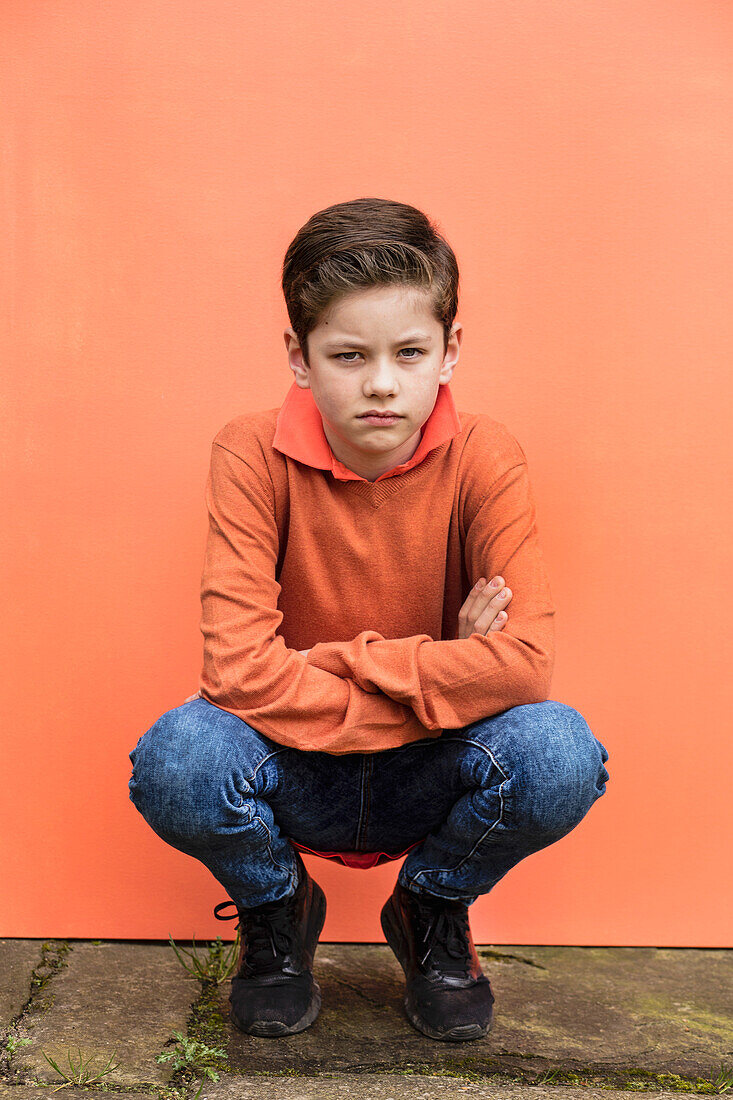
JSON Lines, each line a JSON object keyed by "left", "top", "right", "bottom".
{"left": 281, "top": 197, "right": 460, "bottom": 367}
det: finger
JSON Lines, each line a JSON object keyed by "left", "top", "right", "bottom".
{"left": 463, "top": 576, "right": 500, "bottom": 617}
{"left": 458, "top": 578, "right": 485, "bottom": 624}
{"left": 488, "top": 610, "right": 507, "bottom": 631}
{"left": 459, "top": 578, "right": 511, "bottom": 639}
{"left": 472, "top": 585, "right": 512, "bottom": 631}
{"left": 474, "top": 591, "right": 511, "bottom": 632}
{"left": 476, "top": 582, "right": 512, "bottom": 617}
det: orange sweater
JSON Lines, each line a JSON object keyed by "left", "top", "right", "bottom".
{"left": 198, "top": 381, "right": 556, "bottom": 869}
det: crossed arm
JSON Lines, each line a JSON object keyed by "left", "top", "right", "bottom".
{"left": 191, "top": 434, "right": 554, "bottom": 740}
{"left": 183, "top": 585, "right": 512, "bottom": 705}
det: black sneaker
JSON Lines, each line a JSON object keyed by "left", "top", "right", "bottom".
{"left": 213, "top": 850, "right": 327, "bottom": 1036}
{"left": 380, "top": 880, "right": 495, "bottom": 1041}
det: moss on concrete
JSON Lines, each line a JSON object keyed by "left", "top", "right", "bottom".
{"left": 23, "top": 941, "right": 72, "bottom": 1015}
{"left": 631, "top": 993, "right": 733, "bottom": 1044}
{"left": 152, "top": 974, "right": 234, "bottom": 1099}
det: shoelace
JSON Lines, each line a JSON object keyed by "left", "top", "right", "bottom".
{"left": 214, "top": 896, "right": 297, "bottom": 976}
{"left": 410, "top": 894, "right": 472, "bottom": 976}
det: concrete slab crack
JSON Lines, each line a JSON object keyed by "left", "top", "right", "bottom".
{"left": 1, "top": 940, "right": 73, "bottom": 1084}
{"left": 329, "top": 976, "right": 391, "bottom": 1009}
{"left": 477, "top": 948, "right": 548, "bottom": 969}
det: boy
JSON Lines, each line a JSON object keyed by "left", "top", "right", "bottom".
{"left": 128, "top": 197, "right": 610, "bottom": 1043}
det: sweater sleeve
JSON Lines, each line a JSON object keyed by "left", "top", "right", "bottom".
{"left": 305, "top": 457, "right": 556, "bottom": 730}
{"left": 198, "top": 441, "right": 439, "bottom": 755}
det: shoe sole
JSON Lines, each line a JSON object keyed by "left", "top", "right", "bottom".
{"left": 242, "top": 981, "right": 322, "bottom": 1036}
{"left": 232, "top": 879, "right": 328, "bottom": 1037}
{"left": 380, "top": 895, "right": 490, "bottom": 1043}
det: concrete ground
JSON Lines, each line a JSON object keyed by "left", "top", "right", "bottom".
{"left": 1, "top": 939, "right": 731, "bottom": 1099}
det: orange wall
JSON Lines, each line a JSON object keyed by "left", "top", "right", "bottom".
{"left": 2, "top": 0, "right": 732, "bottom": 945}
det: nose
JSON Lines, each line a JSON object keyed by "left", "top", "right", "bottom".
{"left": 364, "top": 358, "right": 399, "bottom": 393}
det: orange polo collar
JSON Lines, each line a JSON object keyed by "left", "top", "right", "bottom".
{"left": 272, "top": 380, "right": 462, "bottom": 483}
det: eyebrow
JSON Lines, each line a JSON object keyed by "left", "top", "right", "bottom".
{"left": 321, "top": 332, "right": 433, "bottom": 350}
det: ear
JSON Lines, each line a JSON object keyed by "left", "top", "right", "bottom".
{"left": 284, "top": 328, "right": 311, "bottom": 387}
{"left": 439, "top": 322, "right": 462, "bottom": 383}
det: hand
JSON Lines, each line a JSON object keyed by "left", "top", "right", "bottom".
{"left": 458, "top": 576, "right": 513, "bottom": 640}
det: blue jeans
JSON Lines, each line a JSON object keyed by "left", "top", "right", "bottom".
{"left": 128, "top": 697, "right": 610, "bottom": 908}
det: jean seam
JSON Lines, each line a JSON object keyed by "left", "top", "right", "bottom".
{"left": 257, "top": 815, "right": 294, "bottom": 877}
{"left": 354, "top": 755, "right": 372, "bottom": 849}
{"left": 380, "top": 736, "right": 448, "bottom": 759}
{"left": 242, "top": 749, "right": 295, "bottom": 876}
{"left": 409, "top": 734, "right": 511, "bottom": 884}
{"left": 248, "top": 748, "right": 291, "bottom": 785}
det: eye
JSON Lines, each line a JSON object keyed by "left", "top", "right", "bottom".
{"left": 333, "top": 348, "right": 425, "bottom": 362}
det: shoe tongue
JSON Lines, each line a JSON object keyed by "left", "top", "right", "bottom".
{"left": 413, "top": 892, "right": 465, "bottom": 922}
{"left": 239, "top": 895, "right": 298, "bottom": 974}
{"left": 411, "top": 896, "right": 471, "bottom": 974}
{"left": 242, "top": 930, "right": 293, "bottom": 975}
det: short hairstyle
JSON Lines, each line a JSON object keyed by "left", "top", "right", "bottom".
{"left": 281, "top": 197, "right": 460, "bottom": 367}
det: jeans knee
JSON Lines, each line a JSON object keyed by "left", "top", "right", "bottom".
{"left": 128, "top": 704, "right": 262, "bottom": 845}
{"left": 510, "top": 701, "right": 610, "bottom": 835}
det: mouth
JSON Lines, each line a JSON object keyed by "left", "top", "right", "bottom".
{"left": 358, "top": 413, "right": 402, "bottom": 422}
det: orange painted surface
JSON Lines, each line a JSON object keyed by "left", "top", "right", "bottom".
{"left": 2, "top": 1, "right": 731, "bottom": 944}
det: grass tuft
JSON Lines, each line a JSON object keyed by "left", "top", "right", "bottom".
{"left": 40, "top": 1046, "right": 121, "bottom": 1091}
{"left": 168, "top": 933, "right": 239, "bottom": 984}
{"left": 713, "top": 1061, "right": 733, "bottom": 1094}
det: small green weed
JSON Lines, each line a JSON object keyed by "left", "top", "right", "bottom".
{"left": 0, "top": 1031, "right": 33, "bottom": 1075}
{"left": 157, "top": 1077, "right": 207, "bottom": 1100}
{"left": 156, "top": 1030, "right": 227, "bottom": 1082}
{"left": 534, "top": 1068, "right": 562, "bottom": 1085}
{"left": 160, "top": 1081, "right": 208, "bottom": 1100}
{"left": 713, "top": 1061, "right": 733, "bottom": 1094}
{"left": 168, "top": 933, "right": 239, "bottom": 984}
{"left": 4, "top": 1035, "right": 32, "bottom": 1056}
{"left": 40, "top": 1046, "right": 120, "bottom": 1091}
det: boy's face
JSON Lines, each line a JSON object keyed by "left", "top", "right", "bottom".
{"left": 284, "top": 286, "right": 462, "bottom": 482}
